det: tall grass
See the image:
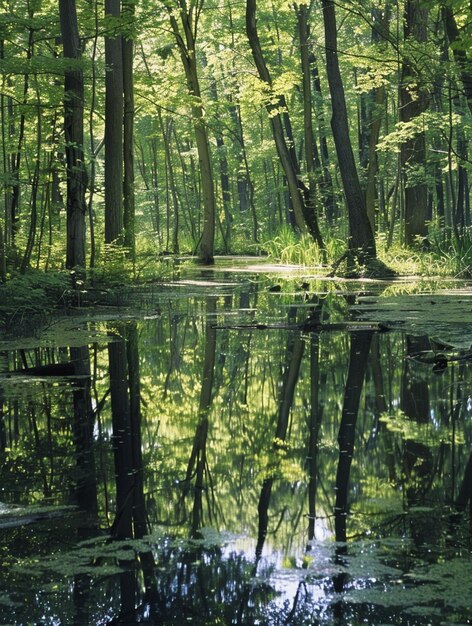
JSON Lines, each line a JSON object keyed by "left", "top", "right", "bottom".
{"left": 262, "top": 226, "right": 472, "bottom": 277}
{"left": 261, "top": 226, "right": 345, "bottom": 267}
{"left": 428, "top": 226, "right": 472, "bottom": 278}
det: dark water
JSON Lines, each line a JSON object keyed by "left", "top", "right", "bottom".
{"left": 1, "top": 263, "right": 471, "bottom": 625}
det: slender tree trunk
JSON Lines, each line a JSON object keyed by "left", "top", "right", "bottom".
{"left": 400, "top": 0, "right": 429, "bottom": 246}
{"left": 311, "top": 55, "right": 337, "bottom": 223}
{"left": 365, "top": 86, "right": 386, "bottom": 231}
{"left": 122, "top": 0, "right": 135, "bottom": 258}
{"left": 20, "top": 87, "right": 41, "bottom": 273}
{"left": 10, "top": 26, "right": 34, "bottom": 252}
{"left": 168, "top": 3, "right": 215, "bottom": 264}
{"left": 246, "top": 0, "right": 324, "bottom": 249}
{"left": 0, "top": 41, "right": 8, "bottom": 279}
{"left": 365, "top": 6, "right": 389, "bottom": 231}
{"left": 298, "top": 3, "right": 326, "bottom": 257}
{"left": 322, "top": 0, "right": 376, "bottom": 263}
{"left": 59, "top": 0, "right": 87, "bottom": 271}
{"left": 159, "top": 112, "right": 180, "bottom": 254}
{"left": 443, "top": 6, "right": 472, "bottom": 116}
{"left": 87, "top": 0, "right": 100, "bottom": 270}
{"left": 104, "top": 0, "right": 124, "bottom": 244}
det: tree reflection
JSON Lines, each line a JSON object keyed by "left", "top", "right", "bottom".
{"left": 333, "top": 330, "right": 373, "bottom": 601}
{"left": 106, "top": 322, "right": 155, "bottom": 622}
{"left": 256, "top": 331, "right": 305, "bottom": 561}
{"left": 306, "top": 299, "right": 324, "bottom": 543}
{"left": 180, "top": 296, "right": 217, "bottom": 535}
{"left": 70, "top": 346, "right": 98, "bottom": 517}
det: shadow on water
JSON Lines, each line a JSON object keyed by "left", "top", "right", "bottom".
{"left": 0, "top": 264, "right": 472, "bottom": 624}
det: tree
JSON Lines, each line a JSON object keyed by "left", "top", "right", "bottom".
{"left": 59, "top": 0, "right": 87, "bottom": 271}
{"left": 122, "top": 0, "right": 136, "bottom": 258}
{"left": 400, "top": 0, "right": 430, "bottom": 246}
{"left": 165, "top": 0, "right": 216, "bottom": 264}
{"left": 322, "top": 0, "right": 377, "bottom": 265}
{"left": 246, "top": 0, "right": 324, "bottom": 249}
{"left": 104, "top": 0, "right": 124, "bottom": 245}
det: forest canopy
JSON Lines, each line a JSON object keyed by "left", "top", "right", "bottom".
{"left": 0, "top": 0, "right": 471, "bottom": 280}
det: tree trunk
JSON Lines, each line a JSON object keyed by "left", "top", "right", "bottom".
{"left": 365, "top": 6, "right": 389, "bottom": 231}
{"left": 298, "top": 3, "right": 326, "bottom": 256}
{"left": 311, "top": 54, "right": 337, "bottom": 223}
{"left": 104, "top": 0, "right": 124, "bottom": 245}
{"left": 168, "top": 2, "right": 215, "bottom": 264}
{"left": 365, "top": 86, "right": 386, "bottom": 231}
{"left": 59, "top": 0, "right": 87, "bottom": 271}
{"left": 443, "top": 6, "right": 472, "bottom": 115}
{"left": 322, "top": 0, "right": 376, "bottom": 262}
{"left": 246, "top": 0, "right": 324, "bottom": 249}
{"left": 400, "top": 0, "right": 429, "bottom": 246}
{"left": 122, "top": 0, "right": 135, "bottom": 259}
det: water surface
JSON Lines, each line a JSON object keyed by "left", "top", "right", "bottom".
{"left": 1, "top": 261, "right": 471, "bottom": 625}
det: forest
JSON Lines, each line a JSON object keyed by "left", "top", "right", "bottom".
{"left": 1, "top": 0, "right": 472, "bottom": 285}
{"left": 1, "top": 1, "right": 472, "bottom": 622}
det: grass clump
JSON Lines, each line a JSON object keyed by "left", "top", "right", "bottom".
{"left": 261, "top": 226, "right": 345, "bottom": 267}
{"left": 428, "top": 226, "right": 472, "bottom": 278}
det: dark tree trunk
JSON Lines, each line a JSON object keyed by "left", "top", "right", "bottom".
{"left": 246, "top": 0, "right": 324, "bottom": 249}
{"left": 365, "top": 6, "right": 390, "bottom": 231}
{"left": 311, "top": 55, "right": 337, "bottom": 223}
{"left": 59, "top": 0, "right": 87, "bottom": 271}
{"left": 298, "top": 3, "right": 326, "bottom": 257}
{"left": 122, "top": 0, "right": 136, "bottom": 258}
{"left": 168, "top": 1, "right": 215, "bottom": 263}
{"left": 104, "top": 0, "right": 124, "bottom": 244}
{"left": 443, "top": 6, "right": 472, "bottom": 115}
{"left": 322, "top": 0, "right": 376, "bottom": 262}
{"left": 400, "top": 0, "right": 429, "bottom": 245}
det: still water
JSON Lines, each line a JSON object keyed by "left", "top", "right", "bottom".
{"left": 1, "top": 261, "right": 471, "bottom": 625}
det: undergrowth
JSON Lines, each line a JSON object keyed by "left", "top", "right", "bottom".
{"left": 2, "top": 226, "right": 471, "bottom": 332}
{"left": 261, "top": 227, "right": 472, "bottom": 278}
{"left": 0, "top": 269, "right": 71, "bottom": 328}
{"left": 260, "top": 226, "right": 345, "bottom": 267}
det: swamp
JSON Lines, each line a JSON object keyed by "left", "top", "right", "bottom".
{"left": 0, "top": 259, "right": 471, "bottom": 625}
{"left": 3, "top": 0, "right": 472, "bottom": 621}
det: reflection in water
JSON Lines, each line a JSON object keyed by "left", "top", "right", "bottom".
{"left": 0, "top": 277, "right": 471, "bottom": 624}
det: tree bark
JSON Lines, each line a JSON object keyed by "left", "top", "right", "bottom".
{"left": 298, "top": 3, "right": 325, "bottom": 256}
{"left": 400, "top": 0, "right": 429, "bottom": 246}
{"left": 104, "top": 0, "right": 124, "bottom": 245}
{"left": 322, "top": 0, "right": 376, "bottom": 262}
{"left": 59, "top": 0, "right": 87, "bottom": 271}
{"left": 246, "top": 0, "right": 324, "bottom": 249}
{"left": 168, "top": 1, "right": 215, "bottom": 263}
{"left": 122, "top": 0, "right": 135, "bottom": 258}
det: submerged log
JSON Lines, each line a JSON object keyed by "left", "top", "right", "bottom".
{"left": 212, "top": 321, "right": 390, "bottom": 332}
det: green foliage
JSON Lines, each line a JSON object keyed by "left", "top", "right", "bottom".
{"left": 261, "top": 227, "right": 345, "bottom": 267}
{"left": 0, "top": 270, "right": 71, "bottom": 325}
{"left": 429, "top": 226, "right": 472, "bottom": 278}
